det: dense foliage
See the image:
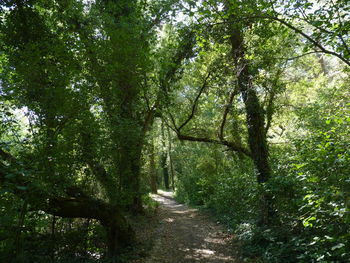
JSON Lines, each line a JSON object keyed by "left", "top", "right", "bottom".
{"left": 0, "top": 0, "right": 349, "bottom": 262}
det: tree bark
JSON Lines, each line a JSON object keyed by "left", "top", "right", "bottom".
{"left": 149, "top": 138, "right": 158, "bottom": 194}
{"left": 118, "top": 132, "right": 144, "bottom": 213}
{"left": 228, "top": 19, "right": 273, "bottom": 226}
{"left": 161, "top": 153, "right": 170, "bottom": 190}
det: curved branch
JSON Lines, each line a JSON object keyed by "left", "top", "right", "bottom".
{"left": 169, "top": 71, "right": 250, "bottom": 157}
{"left": 264, "top": 67, "right": 284, "bottom": 135}
{"left": 177, "top": 72, "right": 211, "bottom": 131}
{"left": 219, "top": 86, "right": 239, "bottom": 140}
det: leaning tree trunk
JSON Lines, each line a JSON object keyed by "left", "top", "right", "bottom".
{"left": 237, "top": 66, "right": 272, "bottom": 226}
{"left": 0, "top": 149, "right": 135, "bottom": 258}
{"left": 228, "top": 20, "right": 273, "bottom": 226}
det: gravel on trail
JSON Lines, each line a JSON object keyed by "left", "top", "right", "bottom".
{"left": 132, "top": 190, "right": 241, "bottom": 263}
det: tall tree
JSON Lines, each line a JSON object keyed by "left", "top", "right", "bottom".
{"left": 167, "top": 0, "right": 290, "bottom": 225}
{"left": 0, "top": 0, "right": 170, "bottom": 257}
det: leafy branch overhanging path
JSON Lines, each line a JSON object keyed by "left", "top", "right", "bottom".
{"left": 133, "top": 191, "right": 241, "bottom": 263}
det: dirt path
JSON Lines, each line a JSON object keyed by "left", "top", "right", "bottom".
{"left": 133, "top": 190, "right": 240, "bottom": 263}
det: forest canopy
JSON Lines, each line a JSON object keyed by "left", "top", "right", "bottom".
{"left": 0, "top": 0, "right": 349, "bottom": 262}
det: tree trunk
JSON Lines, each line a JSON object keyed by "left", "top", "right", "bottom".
{"left": 149, "top": 138, "right": 158, "bottom": 193}
{"left": 116, "top": 99, "right": 144, "bottom": 213}
{"left": 161, "top": 121, "right": 170, "bottom": 190}
{"left": 239, "top": 73, "right": 273, "bottom": 226}
{"left": 228, "top": 20, "right": 273, "bottom": 226}
{"left": 102, "top": 214, "right": 134, "bottom": 258}
{"left": 48, "top": 197, "right": 135, "bottom": 257}
{"left": 161, "top": 153, "right": 170, "bottom": 190}
{"left": 118, "top": 134, "right": 144, "bottom": 213}
{"left": 166, "top": 126, "right": 176, "bottom": 190}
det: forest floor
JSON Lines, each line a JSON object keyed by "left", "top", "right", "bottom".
{"left": 131, "top": 190, "right": 241, "bottom": 263}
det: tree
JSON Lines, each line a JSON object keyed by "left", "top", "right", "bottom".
{"left": 0, "top": 0, "right": 173, "bottom": 258}
{"left": 0, "top": 0, "right": 139, "bottom": 258}
{"left": 166, "top": 0, "right": 291, "bottom": 225}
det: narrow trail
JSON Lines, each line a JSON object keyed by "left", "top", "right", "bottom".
{"left": 133, "top": 190, "right": 240, "bottom": 263}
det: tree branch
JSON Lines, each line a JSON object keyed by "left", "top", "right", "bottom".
{"left": 168, "top": 71, "right": 250, "bottom": 157}
{"left": 177, "top": 72, "right": 211, "bottom": 131}
{"left": 177, "top": 133, "right": 251, "bottom": 157}
{"left": 219, "top": 86, "right": 239, "bottom": 140}
{"left": 247, "top": 15, "right": 350, "bottom": 66}
{"left": 264, "top": 67, "right": 284, "bottom": 135}
{"left": 280, "top": 51, "right": 323, "bottom": 61}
